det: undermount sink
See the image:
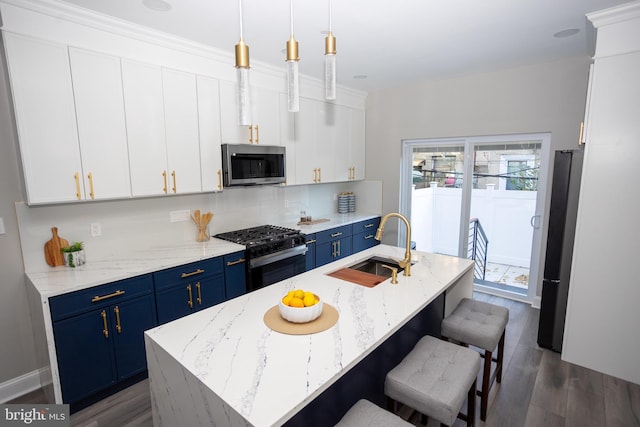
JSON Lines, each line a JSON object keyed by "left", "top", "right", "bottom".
{"left": 326, "top": 256, "right": 407, "bottom": 288}
{"left": 348, "top": 256, "right": 405, "bottom": 278}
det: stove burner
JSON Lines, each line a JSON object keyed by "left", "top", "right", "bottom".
{"left": 214, "top": 225, "right": 306, "bottom": 259}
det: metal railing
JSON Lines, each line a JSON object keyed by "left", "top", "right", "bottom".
{"left": 468, "top": 218, "right": 489, "bottom": 280}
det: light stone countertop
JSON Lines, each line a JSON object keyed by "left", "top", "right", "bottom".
{"left": 25, "top": 213, "right": 380, "bottom": 299}
{"left": 144, "top": 244, "right": 474, "bottom": 427}
{"left": 25, "top": 238, "right": 246, "bottom": 298}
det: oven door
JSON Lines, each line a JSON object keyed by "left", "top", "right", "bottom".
{"left": 248, "top": 245, "right": 308, "bottom": 292}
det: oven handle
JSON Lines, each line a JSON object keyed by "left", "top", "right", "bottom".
{"left": 249, "top": 245, "right": 308, "bottom": 269}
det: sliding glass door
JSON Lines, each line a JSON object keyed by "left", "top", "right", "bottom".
{"left": 400, "top": 133, "right": 550, "bottom": 303}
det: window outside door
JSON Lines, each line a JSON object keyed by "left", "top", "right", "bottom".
{"left": 400, "top": 133, "right": 550, "bottom": 303}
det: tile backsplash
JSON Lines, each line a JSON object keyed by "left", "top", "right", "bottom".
{"left": 16, "top": 181, "right": 382, "bottom": 272}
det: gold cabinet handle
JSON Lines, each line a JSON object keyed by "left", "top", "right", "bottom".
{"left": 181, "top": 268, "right": 205, "bottom": 278}
{"left": 74, "top": 172, "right": 81, "bottom": 200}
{"left": 187, "top": 284, "right": 193, "bottom": 308}
{"left": 101, "top": 310, "right": 109, "bottom": 338}
{"left": 306, "top": 239, "right": 317, "bottom": 244}
{"left": 226, "top": 258, "right": 246, "bottom": 266}
{"left": 337, "top": 240, "right": 341, "bottom": 256}
{"left": 364, "top": 234, "right": 374, "bottom": 239}
{"left": 162, "top": 171, "right": 167, "bottom": 194}
{"left": 217, "top": 169, "right": 222, "bottom": 190}
{"left": 114, "top": 306, "right": 122, "bottom": 333}
{"left": 364, "top": 223, "right": 375, "bottom": 228}
{"left": 196, "top": 282, "right": 202, "bottom": 305}
{"left": 330, "top": 232, "right": 343, "bottom": 238}
{"left": 171, "top": 170, "right": 177, "bottom": 193}
{"left": 249, "top": 124, "right": 253, "bottom": 143}
{"left": 318, "top": 168, "right": 321, "bottom": 182}
{"left": 88, "top": 172, "right": 95, "bottom": 199}
{"left": 313, "top": 168, "right": 318, "bottom": 183}
{"left": 91, "top": 290, "right": 125, "bottom": 303}
{"left": 578, "top": 121, "right": 584, "bottom": 146}
{"left": 255, "top": 124, "right": 259, "bottom": 144}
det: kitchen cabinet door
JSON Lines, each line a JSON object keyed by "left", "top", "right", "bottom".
{"left": 3, "top": 33, "right": 84, "bottom": 204}
{"left": 290, "top": 97, "right": 334, "bottom": 185}
{"left": 224, "top": 252, "right": 247, "bottom": 300}
{"left": 111, "top": 295, "right": 158, "bottom": 380}
{"left": 349, "top": 108, "right": 366, "bottom": 180}
{"left": 316, "top": 237, "right": 352, "bottom": 267}
{"left": 69, "top": 48, "right": 132, "bottom": 200}
{"left": 155, "top": 285, "right": 193, "bottom": 324}
{"left": 121, "top": 59, "right": 168, "bottom": 197}
{"left": 197, "top": 75, "right": 224, "bottom": 192}
{"left": 219, "top": 80, "right": 280, "bottom": 145}
{"left": 194, "top": 275, "right": 226, "bottom": 310}
{"left": 304, "top": 233, "right": 317, "bottom": 271}
{"left": 162, "top": 68, "right": 202, "bottom": 194}
{"left": 53, "top": 308, "right": 117, "bottom": 404}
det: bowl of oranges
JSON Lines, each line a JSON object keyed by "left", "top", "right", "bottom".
{"left": 279, "top": 289, "right": 323, "bottom": 323}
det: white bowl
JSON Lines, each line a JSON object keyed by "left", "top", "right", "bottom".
{"left": 278, "top": 294, "right": 323, "bottom": 323}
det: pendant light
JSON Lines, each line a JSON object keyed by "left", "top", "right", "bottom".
{"left": 324, "top": 0, "right": 337, "bottom": 100}
{"left": 234, "top": 0, "right": 251, "bottom": 125}
{"left": 286, "top": 0, "right": 300, "bottom": 112}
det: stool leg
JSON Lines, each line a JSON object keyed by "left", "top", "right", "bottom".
{"left": 480, "top": 349, "right": 491, "bottom": 421}
{"left": 497, "top": 330, "right": 505, "bottom": 383}
{"left": 468, "top": 378, "right": 477, "bottom": 427}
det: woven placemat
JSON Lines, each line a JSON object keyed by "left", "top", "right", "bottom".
{"left": 263, "top": 304, "right": 339, "bottom": 335}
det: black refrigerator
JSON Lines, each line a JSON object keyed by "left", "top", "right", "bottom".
{"left": 537, "top": 149, "right": 584, "bottom": 352}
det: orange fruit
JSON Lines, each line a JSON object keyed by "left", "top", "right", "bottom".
{"left": 289, "top": 297, "right": 304, "bottom": 308}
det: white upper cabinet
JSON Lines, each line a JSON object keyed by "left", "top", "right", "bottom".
{"left": 68, "top": 48, "right": 132, "bottom": 200}
{"left": 284, "top": 96, "right": 365, "bottom": 185}
{"left": 197, "top": 76, "right": 224, "bottom": 192}
{"left": 162, "top": 68, "right": 202, "bottom": 195}
{"left": 219, "top": 80, "right": 280, "bottom": 145}
{"left": 121, "top": 59, "right": 168, "bottom": 197}
{"left": 3, "top": 33, "right": 84, "bottom": 204}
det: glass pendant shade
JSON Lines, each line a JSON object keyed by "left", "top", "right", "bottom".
{"left": 236, "top": 66, "right": 250, "bottom": 125}
{"left": 287, "top": 59, "right": 300, "bottom": 112}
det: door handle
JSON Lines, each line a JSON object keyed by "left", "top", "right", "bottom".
{"left": 530, "top": 215, "right": 541, "bottom": 229}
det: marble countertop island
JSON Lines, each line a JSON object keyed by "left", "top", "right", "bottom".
{"left": 144, "top": 244, "right": 474, "bottom": 427}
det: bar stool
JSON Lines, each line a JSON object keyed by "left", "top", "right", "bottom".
{"left": 334, "top": 399, "right": 412, "bottom": 427}
{"left": 441, "top": 298, "right": 509, "bottom": 421}
{"left": 385, "top": 335, "right": 480, "bottom": 427}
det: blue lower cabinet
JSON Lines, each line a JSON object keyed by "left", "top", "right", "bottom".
{"left": 154, "top": 257, "right": 226, "bottom": 324}
{"left": 353, "top": 231, "right": 380, "bottom": 252}
{"left": 51, "top": 274, "right": 157, "bottom": 405}
{"left": 316, "top": 237, "right": 353, "bottom": 267}
{"left": 155, "top": 274, "right": 226, "bottom": 324}
{"left": 304, "top": 234, "right": 317, "bottom": 271}
{"left": 224, "top": 251, "right": 247, "bottom": 300}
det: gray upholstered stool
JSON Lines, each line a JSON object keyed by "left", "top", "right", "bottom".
{"left": 334, "top": 399, "right": 412, "bottom": 427}
{"left": 441, "top": 297, "right": 509, "bottom": 421}
{"left": 385, "top": 335, "right": 480, "bottom": 427}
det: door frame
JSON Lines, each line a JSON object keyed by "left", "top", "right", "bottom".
{"left": 399, "top": 132, "right": 551, "bottom": 304}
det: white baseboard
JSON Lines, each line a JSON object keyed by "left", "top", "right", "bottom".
{"left": 0, "top": 369, "right": 43, "bottom": 403}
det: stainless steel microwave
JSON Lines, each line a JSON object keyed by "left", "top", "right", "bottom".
{"left": 221, "top": 144, "right": 286, "bottom": 187}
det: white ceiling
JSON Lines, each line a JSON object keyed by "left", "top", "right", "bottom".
{"left": 58, "top": 0, "right": 631, "bottom": 91}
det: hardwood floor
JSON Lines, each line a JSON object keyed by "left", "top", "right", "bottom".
{"left": 9, "top": 292, "right": 640, "bottom": 426}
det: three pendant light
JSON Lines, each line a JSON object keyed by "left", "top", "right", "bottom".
{"left": 234, "top": 0, "right": 337, "bottom": 123}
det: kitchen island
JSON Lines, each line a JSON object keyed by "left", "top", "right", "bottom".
{"left": 144, "top": 244, "right": 474, "bottom": 426}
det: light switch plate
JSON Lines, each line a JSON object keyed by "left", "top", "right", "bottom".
{"left": 170, "top": 210, "right": 190, "bottom": 222}
{"left": 0, "top": 217, "right": 5, "bottom": 235}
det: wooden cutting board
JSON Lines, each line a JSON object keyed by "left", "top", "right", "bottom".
{"left": 327, "top": 268, "right": 386, "bottom": 288}
{"left": 44, "top": 227, "right": 69, "bottom": 267}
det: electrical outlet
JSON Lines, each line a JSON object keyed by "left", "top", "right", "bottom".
{"left": 90, "top": 222, "right": 102, "bottom": 237}
{"left": 0, "top": 217, "right": 5, "bottom": 235}
{"left": 170, "top": 210, "right": 191, "bottom": 222}
{"left": 333, "top": 193, "right": 337, "bottom": 201}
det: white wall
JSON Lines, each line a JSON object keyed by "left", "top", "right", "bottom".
{"left": 365, "top": 56, "right": 592, "bottom": 298}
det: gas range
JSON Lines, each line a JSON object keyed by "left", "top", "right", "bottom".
{"left": 215, "top": 225, "right": 308, "bottom": 292}
{"left": 215, "top": 225, "right": 306, "bottom": 259}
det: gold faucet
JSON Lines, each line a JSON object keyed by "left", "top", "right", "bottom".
{"left": 375, "top": 212, "right": 412, "bottom": 277}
